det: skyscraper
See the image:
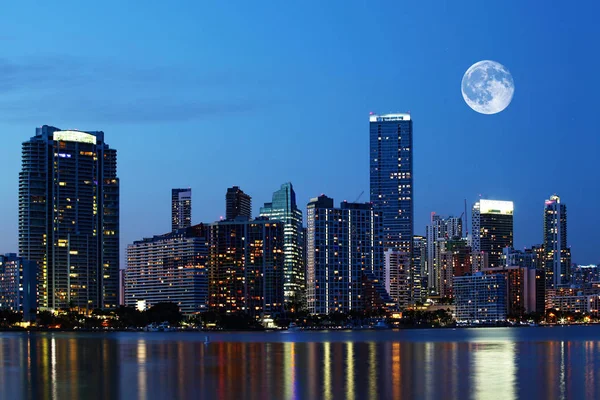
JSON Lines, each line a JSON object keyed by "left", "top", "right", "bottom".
{"left": 19, "top": 126, "right": 119, "bottom": 310}
{"left": 369, "top": 113, "right": 413, "bottom": 252}
{"left": 226, "top": 186, "right": 252, "bottom": 220}
{"left": 306, "top": 195, "right": 384, "bottom": 314}
{"left": 385, "top": 249, "right": 411, "bottom": 309}
{"left": 412, "top": 235, "right": 427, "bottom": 302}
{"left": 543, "top": 194, "right": 571, "bottom": 288}
{"left": 471, "top": 199, "right": 513, "bottom": 268}
{"left": 259, "top": 183, "right": 304, "bottom": 304}
{"left": 425, "top": 214, "right": 463, "bottom": 292}
{"left": 207, "top": 218, "right": 284, "bottom": 317}
{"left": 171, "top": 188, "right": 192, "bottom": 231}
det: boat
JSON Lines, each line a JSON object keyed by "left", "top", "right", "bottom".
{"left": 144, "top": 322, "right": 176, "bottom": 332}
{"left": 529, "top": 323, "right": 539, "bottom": 327}
{"left": 374, "top": 320, "right": 390, "bottom": 330}
{"left": 158, "top": 322, "right": 177, "bottom": 332}
{"left": 144, "top": 323, "right": 160, "bottom": 332}
{"left": 288, "top": 323, "right": 302, "bottom": 332}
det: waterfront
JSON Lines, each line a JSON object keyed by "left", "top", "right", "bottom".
{"left": 1, "top": 326, "right": 600, "bottom": 399}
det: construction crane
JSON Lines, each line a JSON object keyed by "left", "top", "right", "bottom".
{"left": 457, "top": 199, "right": 468, "bottom": 237}
{"left": 354, "top": 190, "right": 365, "bottom": 203}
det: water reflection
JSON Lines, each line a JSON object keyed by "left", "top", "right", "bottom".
{"left": 472, "top": 342, "right": 516, "bottom": 400}
{"left": 0, "top": 330, "right": 599, "bottom": 399}
{"left": 137, "top": 340, "right": 146, "bottom": 400}
{"left": 323, "top": 341, "right": 331, "bottom": 400}
{"left": 346, "top": 342, "right": 354, "bottom": 400}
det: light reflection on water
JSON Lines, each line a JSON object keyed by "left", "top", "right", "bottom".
{"left": 137, "top": 340, "right": 146, "bottom": 400}
{"left": 0, "top": 328, "right": 599, "bottom": 399}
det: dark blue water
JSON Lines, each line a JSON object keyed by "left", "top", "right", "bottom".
{"left": 1, "top": 326, "right": 599, "bottom": 399}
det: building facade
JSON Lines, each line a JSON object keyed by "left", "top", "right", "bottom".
{"left": 412, "top": 235, "right": 427, "bottom": 302}
{"left": 426, "top": 215, "right": 463, "bottom": 292}
{"left": 502, "top": 246, "right": 544, "bottom": 270}
{"left": 571, "top": 265, "right": 600, "bottom": 286}
{"left": 437, "top": 239, "right": 473, "bottom": 299}
{"left": 472, "top": 199, "right": 513, "bottom": 269}
{"left": 171, "top": 188, "right": 192, "bottom": 231}
{"left": 439, "top": 250, "right": 454, "bottom": 298}
{"left": 0, "top": 254, "right": 37, "bottom": 321}
{"left": 543, "top": 195, "right": 571, "bottom": 288}
{"left": 483, "top": 266, "right": 540, "bottom": 316}
{"left": 19, "top": 126, "right": 119, "bottom": 311}
{"left": 124, "top": 224, "right": 209, "bottom": 315}
{"left": 207, "top": 218, "right": 284, "bottom": 317}
{"left": 306, "top": 195, "right": 384, "bottom": 314}
{"left": 259, "top": 183, "right": 305, "bottom": 304}
{"left": 225, "top": 186, "right": 252, "bottom": 220}
{"left": 369, "top": 113, "right": 413, "bottom": 253}
{"left": 385, "top": 249, "right": 411, "bottom": 309}
{"left": 454, "top": 273, "right": 507, "bottom": 322}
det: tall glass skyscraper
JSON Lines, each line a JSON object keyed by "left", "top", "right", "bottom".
{"left": 259, "top": 183, "right": 304, "bottom": 304}
{"left": 471, "top": 199, "right": 513, "bottom": 268}
{"left": 543, "top": 194, "right": 570, "bottom": 288}
{"left": 172, "top": 188, "right": 192, "bottom": 231}
{"left": 19, "top": 126, "right": 119, "bottom": 310}
{"left": 369, "top": 113, "right": 413, "bottom": 253}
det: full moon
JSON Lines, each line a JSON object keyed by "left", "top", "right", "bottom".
{"left": 461, "top": 60, "right": 514, "bottom": 114}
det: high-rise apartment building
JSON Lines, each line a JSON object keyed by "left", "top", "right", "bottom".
{"left": 369, "top": 113, "right": 413, "bottom": 252}
{"left": 207, "top": 218, "right": 284, "bottom": 317}
{"left": 483, "top": 266, "right": 540, "bottom": 315}
{"left": 0, "top": 254, "right": 37, "bottom": 321}
{"left": 412, "top": 235, "right": 427, "bottom": 302}
{"left": 385, "top": 249, "right": 411, "bottom": 309}
{"left": 543, "top": 195, "right": 571, "bottom": 288}
{"left": 171, "top": 188, "right": 192, "bottom": 231}
{"left": 259, "top": 183, "right": 304, "bottom": 304}
{"left": 425, "top": 214, "right": 463, "bottom": 292}
{"left": 124, "top": 224, "right": 209, "bottom": 315}
{"left": 19, "top": 126, "right": 119, "bottom": 310}
{"left": 438, "top": 239, "right": 473, "bottom": 298}
{"left": 454, "top": 273, "right": 507, "bottom": 322}
{"left": 226, "top": 186, "right": 251, "bottom": 220}
{"left": 472, "top": 199, "right": 513, "bottom": 268}
{"left": 306, "top": 195, "right": 384, "bottom": 314}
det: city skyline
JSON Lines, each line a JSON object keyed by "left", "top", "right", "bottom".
{"left": 8, "top": 126, "right": 595, "bottom": 270}
{"left": 1, "top": 3, "right": 600, "bottom": 399}
{"left": 0, "top": 2, "right": 599, "bottom": 265}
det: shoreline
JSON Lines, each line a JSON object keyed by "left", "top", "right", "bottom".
{"left": 0, "top": 323, "right": 594, "bottom": 334}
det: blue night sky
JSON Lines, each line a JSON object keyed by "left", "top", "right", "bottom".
{"left": 0, "top": 1, "right": 598, "bottom": 264}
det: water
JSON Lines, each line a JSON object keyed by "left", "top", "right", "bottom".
{"left": 1, "top": 326, "right": 600, "bottom": 399}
